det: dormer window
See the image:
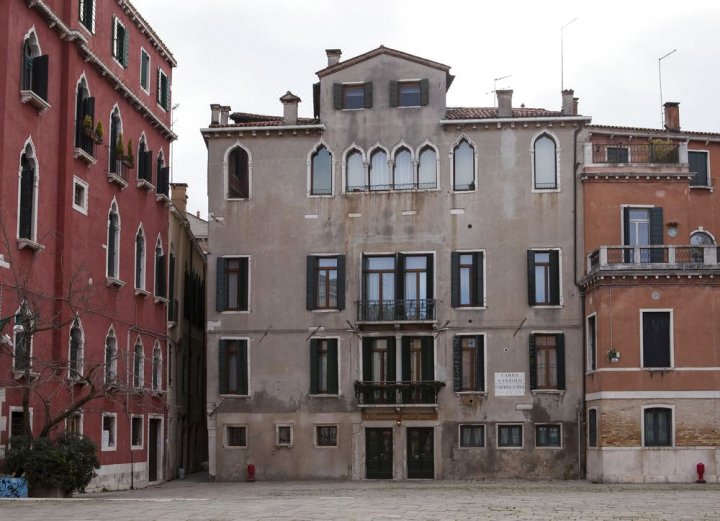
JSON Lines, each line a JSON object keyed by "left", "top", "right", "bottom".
{"left": 390, "top": 80, "right": 429, "bottom": 107}
{"left": 333, "top": 82, "right": 372, "bottom": 110}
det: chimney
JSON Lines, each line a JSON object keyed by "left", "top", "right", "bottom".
{"left": 573, "top": 97, "right": 579, "bottom": 116}
{"left": 171, "top": 183, "right": 188, "bottom": 215}
{"left": 561, "top": 89, "right": 575, "bottom": 115}
{"left": 664, "top": 102, "right": 680, "bottom": 131}
{"left": 280, "top": 91, "right": 301, "bottom": 125}
{"left": 210, "top": 104, "right": 221, "bottom": 125}
{"left": 326, "top": 49, "right": 342, "bottom": 67}
{"left": 219, "top": 106, "right": 230, "bottom": 126}
{"left": 496, "top": 89, "right": 513, "bottom": 118}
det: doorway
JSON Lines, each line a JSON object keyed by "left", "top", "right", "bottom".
{"left": 148, "top": 418, "right": 161, "bottom": 482}
{"left": 365, "top": 428, "right": 393, "bottom": 479}
{"left": 407, "top": 427, "right": 434, "bottom": 479}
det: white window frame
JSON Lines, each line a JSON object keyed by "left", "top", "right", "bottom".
{"left": 275, "top": 423, "right": 294, "bottom": 447}
{"left": 341, "top": 144, "right": 366, "bottom": 194}
{"left": 454, "top": 332, "right": 487, "bottom": 395}
{"left": 13, "top": 303, "right": 34, "bottom": 373}
{"left": 111, "top": 16, "right": 127, "bottom": 67}
{"left": 639, "top": 309, "right": 674, "bottom": 369}
{"left": 106, "top": 199, "right": 122, "bottom": 284}
{"left": 65, "top": 411, "right": 83, "bottom": 436}
{"left": 224, "top": 424, "right": 248, "bottom": 449}
{"left": 151, "top": 342, "right": 162, "bottom": 392}
{"left": 309, "top": 336, "right": 342, "bottom": 396}
{"left": 587, "top": 407, "right": 599, "bottom": 449}
{"left": 78, "top": 0, "right": 96, "bottom": 33}
{"left": 133, "top": 338, "right": 144, "bottom": 389}
{"left": 68, "top": 317, "right": 84, "bottom": 378}
{"left": 134, "top": 224, "right": 147, "bottom": 294}
{"left": 641, "top": 404, "right": 675, "bottom": 448}
{"left": 458, "top": 423, "right": 486, "bottom": 448}
{"left": 449, "top": 134, "right": 478, "bottom": 194}
{"left": 530, "top": 131, "right": 561, "bottom": 193}
{"left": 72, "top": 176, "right": 89, "bottom": 215}
{"left": 219, "top": 336, "right": 251, "bottom": 397}
{"left": 586, "top": 312, "right": 597, "bottom": 373}
{"left": 17, "top": 138, "right": 40, "bottom": 246}
{"left": 157, "top": 68, "right": 169, "bottom": 111}
{"left": 314, "top": 424, "right": 339, "bottom": 449}
{"left": 130, "top": 414, "right": 144, "bottom": 449}
{"left": 496, "top": 423, "right": 524, "bottom": 449}
{"left": 453, "top": 249, "right": 487, "bottom": 310}
{"left": 306, "top": 140, "right": 334, "bottom": 198}
{"left": 223, "top": 141, "right": 253, "bottom": 200}
{"left": 218, "top": 256, "right": 251, "bottom": 314}
{"left": 101, "top": 412, "right": 117, "bottom": 451}
{"left": 415, "top": 141, "right": 440, "bottom": 192}
{"left": 534, "top": 423, "right": 563, "bottom": 449}
{"left": 139, "top": 48, "right": 151, "bottom": 94}
{"left": 528, "top": 247, "right": 563, "bottom": 308}
{"left": 104, "top": 326, "right": 118, "bottom": 385}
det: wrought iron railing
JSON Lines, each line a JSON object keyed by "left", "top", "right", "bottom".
{"left": 354, "top": 381, "right": 445, "bottom": 405}
{"left": 591, "top": 143, "right": 680, "bottom": 164}
{"left": 356, "top": 299, "right": 436, "bottom": 321}
{"left": 346, "top": 181, "right": 438, "bottom": 192}
{"left": 587, "top": 245, "right": 718, "bottom": 273}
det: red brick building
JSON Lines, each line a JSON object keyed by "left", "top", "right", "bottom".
{"left": 0, "top": 0, "right": 175, "bottom": 490}
{"left": 581, "top": 103, "right": 720, "bottom": 483}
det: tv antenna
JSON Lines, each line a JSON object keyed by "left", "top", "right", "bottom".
{"left": 560, "top": 17, "right": 578, "bottom": 91}
{"left": 658, "top": 49, "right": 677, "bottom": 127}
{"left": 487, "top": 75, "right": 512, "bottom": 106}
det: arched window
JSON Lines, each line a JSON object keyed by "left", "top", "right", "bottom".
{"left": 133, "top": 339, "right": 144, "bottom": 388}
{"left": 345, "top": 149, "right": 364, "bottom": 191}
{"left": 137, "top": 136, "right": 151, "bottom": 183}
{"left": 107, "top": 202, "right": 120, "bottom": 278}
{"left": 227, "top": 146, "right": 249, "bottom": 199}
{"left": 310, "top": 146, "right": 332, "bottom": 195}
{"left": 369, "top": 149, "right": 389, "bottom": 191}
{"left": 152, "top": 343, "right": 162, "bottom": 391}
{"left": 135, "top": 226, "right": 146, "bottom": 291}
{"left": 109, "top": 108, "right": 122, "bottom": 174}
{"left": 534, "top": 134, "right": 557, "bottom": 189}
{"left": 69, "top": 318, "right": 84, "bottom": 378}
{"left": 74, "top": 78, "right": 95, "bottom": 154}
{"left": 21, "top": 30, "right": 48, "bottom": 101}
{"left": 154, "top": 236, "right": 166, "bottom": 298}
{"left": 418, "top": 146, "right": 437, "bottom": 189}
{"left": 105, "top": 328, "right": 117, "bottom": 384}
{"left": 393, "top": 147, "right": 413, "bottom": 190}
{"left": 690, "top": 231, "right": 715, "bottom": 263}
{"left": 156, "top": 149, "right": 169, "bottom": 197}
{"left": 18, "top": 143, "right": 38, "bottom": 242}
{"left": 453, "top": 139, "right": 475, "bottom": 191}
{"left": 14, "top": 302, "right": 33, "bottom": 371}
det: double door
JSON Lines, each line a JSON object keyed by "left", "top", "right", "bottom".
{"left": 365, "top": 427, "right": 434, "bottom": 479}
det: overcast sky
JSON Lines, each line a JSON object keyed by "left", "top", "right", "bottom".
{"left": 131, "top": 0, "right": 720, "bottom": 217}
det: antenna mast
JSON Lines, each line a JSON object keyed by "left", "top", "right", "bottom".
{"left": 561, "top": 17, "right": 578, "bottom": 91}
{"left": 658, "top": 49, "right": 677, "bottom": 127}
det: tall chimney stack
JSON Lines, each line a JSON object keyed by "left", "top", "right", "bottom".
{"left": 664, "top": 102, "right": 680, "bottom": 131}
{"left": 326, "top": 49, "right": 342, "bottom": 67}
{"left": 561, "top": 89, "right": 575, "bottom": 115}
{"left": 496, "top": 89, "right": 513, "bottom": 118}
{"left": 171, "top": 183, "right": 188, "bottom": 215}
{"left": 280, "top": 91, "right": 301, "bottom": 125}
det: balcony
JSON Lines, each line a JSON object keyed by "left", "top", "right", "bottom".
{"left": 354, "top": 381, "right": 445, "bottom": 406}
{"left": 587, "top": 245, "right": 719, "bottom": 275}
{"left": 583, "top": 142, "right": 690, "bottom": 179}
{"left": 107, "top": 160, "right": 129, "bottom": 188}
{"left": 356, "top": 299, "right": 436, "bottom": 322}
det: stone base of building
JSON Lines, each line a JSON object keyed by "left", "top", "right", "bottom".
{"left": 86, "top": 462, "right": 161, "bottom": 492}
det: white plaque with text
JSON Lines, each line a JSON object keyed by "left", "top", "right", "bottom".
{"left": 494, "top": 372, "right": 526, "bottom": 396}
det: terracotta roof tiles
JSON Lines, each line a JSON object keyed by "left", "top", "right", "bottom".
{"left": 445, "top": 107, "right": 565, "bottom": 119}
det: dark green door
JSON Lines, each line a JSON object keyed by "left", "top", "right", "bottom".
{"left": 407, "top": 427, "right": 434, "bottom": 479}
{"left": 149, "top": 418, "right": 160, "bottom": 482}
{"left": 365, "top": 428, "right": 393, "bottom": 479}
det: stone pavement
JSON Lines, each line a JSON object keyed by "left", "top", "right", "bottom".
{"left": 0, "top": 472, "right": 719, "bottom": 520}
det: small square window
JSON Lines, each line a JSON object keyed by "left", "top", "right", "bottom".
{"left": 342, "top": 85, "right": 365, "bottom": 110}
{"left": 276, "top": 425, "right": 293, "bottom": 447}
{"left": 459, "top": 425, "right": 484, "bottom": 447}
{"left": 398, "top": 81, "right": 421, "bottom": 107}
{"left": 131, "top": 416, "right": 143, "bottom": 448}
{"left": 102, "top": 414, "right": 116, "bottom": 450}
{"left": 226, "top": 425, "right": 247, "bottom": 448}
{"left": 497, "top": 424, "right": 523, "bottom": 448}
{"left": 316, "top": 425, "right": 338, "bottom": 447}
{"left": 72, "top": 177, "right": 88, "bottom": 215}
{"left": 535, "top": 424, "right": 561, "bottom": 447}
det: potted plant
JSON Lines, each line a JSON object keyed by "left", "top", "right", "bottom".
{"left": 82, "top": 115, "right": 94, "bottom": 138}
{"left": 125, "top": 139, "right": 135, "bottom": 167}
{"left": 94, "top": 121, "right": 104, "bottom": 145}
{"left": 115, "top": 133, "right": 125, "bottom": 160}
{"left": 3, "top": 434, "right": 100, "bottom": 497}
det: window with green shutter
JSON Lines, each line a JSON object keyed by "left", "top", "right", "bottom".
{"left": 158, "top": 69, "right": 170, "bottom": 110}
{"left": 527, "top": 249, "right": 560, "bottom": 306}
{"left": 216, "top": 257, "right": 249, "bottom": 312}
{"left": 219, "top": 339, "right": 248, "bottom": 395}
{"left": 112, "top": 17, "right": 129, "bottom": 67}
{"left": 451, "top": 251, "right": 484, "bottom": 308}
{"left": 689, "top": 151, "right": 709, "bottom": 187}
{"left": 307, "top": 255, "right": 345, "bottom": 311}
{"left": 452, "top": 335, "right": 484, "bottom": 392}
{"left": 333, "top": 82, "right": 372, "bottom": 110}
{"left": 309, "top": 338, "right": 339, "bottom": 394}
{"left": 529, "top": 333, "right": 565, "bottom": 390}
{"left": 140, "top": 49, "right": 150, "bottom": 91}
{"left": 79, "top": 0, "right": 95, "bottom": 33}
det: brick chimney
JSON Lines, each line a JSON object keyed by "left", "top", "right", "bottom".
{"left": 561, "top": 89, "right": 574, "bottom": 115}
{"left": 496, "top": 89, "right": 513, "bottom": 118}
{"left": 573, "top": 97, "right": 579, "bottom": 116}
{"left": 280, "top": 91, "right": 301, "bottom": 125}
{"left": 171, "top": 183, "right": 188, "bottom": 215}
{"left": 326, "top": 49, "right": 342, "bottom": 67}
{"left": 664, "top": 102, "right": 680, "bottom": 131}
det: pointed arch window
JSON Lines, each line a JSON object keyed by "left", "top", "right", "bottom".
{"left": 135, "top": 226, "right": 146, "bottom": 291}
{"left": 345, "top": 149, "right": 364, "bottom": 192}
{"left": 393, "top": 147, "right": 413, "bottom": 190}
{"left": 137, "top": 136, "right": 153, "bottom": 184}
{"left": 227, "top": 146, "right": 249, "bottom": 199}
{"left": 74, "top": 79, "right": 95, "bottom": 156}
{"left": 133, "top": 339, "right": 144, "bottom": 388}
{"left": 107, "top": 203, "right": 120, "bottom": 279}
{"left": 534, "top": 134, "right": 557, "bottom": 189}
{"left": 369, "top": 149, "right": 389, "bottom": 191}
{"left": 14, "top": 302, "right": 33, "bottom": 371}
{"left": 156, "top": 150, "right": 169, "bottom": 198}
{"left": 18, "top": 145, "right": 38, "bottom": 242}
{"left": 69, "top": 318, "right": 84, "bottom": 378}
{"left": 418, "top": 146, "right": 438, "bottom": 189}
{"left": 453, "top": 139, "right": 475, "bottom": 191}
{"left": 310, "top": 146, "right": 332, "bottom": 195}
{"left": 105, "top": 329, "right": 117, "bottom": 384}
{"left": 21, "top": 31, "right": 48, "bottom": 103}
{"left": 152, "top": 343, "right": 162, "bottom": 391}
{"left": 109, "top": 108, "right": 122, "bottom": 174}
{"left": 154, "top": 237, "right": 166, "bottom": 298}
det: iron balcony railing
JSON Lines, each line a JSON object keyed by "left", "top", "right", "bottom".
{"left": 354, "top": 381, "right": 445, "bottom": 406}
{"left": 588, "top": 245, "right": 719, "bottom": 273}
{"left": 346, "top": 182, "right": 437, "bottom": 193}
{"left": 356, "top": 299, "right": 436, "bottom": 322}
{"left": 591, "top": 143, "right": 680, "bottom": 164}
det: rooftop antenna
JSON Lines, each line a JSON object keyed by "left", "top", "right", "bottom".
{"left": 560, "top": 17, "right": 578, "bottom": 91}
{"left": 658, "top": 49, "right": 676, "bottom": 127}
{"left": 486, "top": 75, "right": 512, "bottom": 106}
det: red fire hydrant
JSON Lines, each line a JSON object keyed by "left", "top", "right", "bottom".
{"left": 247, "top": 463, "right": 256, "bottom": 482}
{"left": 696, "top": 462, "right": 706, "bottom": 484}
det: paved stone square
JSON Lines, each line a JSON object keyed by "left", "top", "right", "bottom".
{"left": 0, "top": 473, "right": 719, "bottom": 520}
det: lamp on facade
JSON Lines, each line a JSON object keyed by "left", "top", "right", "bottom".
{"left": 607, "top": 348, "right": 620, "bottom": 363}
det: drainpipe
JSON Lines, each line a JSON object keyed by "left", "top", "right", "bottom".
{"left": 573, "top": 123, "right": 586, "bottom": 479}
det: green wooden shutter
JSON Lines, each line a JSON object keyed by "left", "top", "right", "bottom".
{"left": 425, "top": 254, "right": 434, "bottom": 300}
{"left": 395, "top": 254, "right": 405, "bottom": 318}
{"left": 363, "top": 82, "right": 373, "bottom": 108}
{"left": 549, "top": 250, "right": 560, "bottom": 305}
{"left": 421, "top": 337, "right": 434, "bottom": 381}
{"left": 529, "top": 334, "right": 537, "bottom": 390}
{"left": 337, "top": 255, "right": 346, "bottom": 310}
{"left": 313, "top": 82, "right": 321, "bottom": 118}
{"left": 309, "top": 339, "right": 319, "bottom": 394}
{"left": 215, "top": 257, "right": 226, "bottom": 312}
{"left": 306, "top": 256, "right": 315, "bottom": 310}
{"left": 622, "top": 207, "right": 632, "bottom": 262}
{"left": 238, "top": 340, "right": 248, "bottom": 395}
{"left": 239, "top": 258, "right": 249, "bottom": 311}
{"left": 401, "top": 337, "right": 411, "bottom": 382}
{"left": 650, "top": 207, "right": 664, "bottom": 262}
{"left": 527, "top": 251, "right": 536, "bottom": 305}
{"left": 450, "top": 252, "right": 460, "bottom": 307}
{"left": 452, "top": 336, "right": 462, "bottom": 391}
{"left": 476, "top": 335, "right": 485, "bottom": 391}
{"left": 218, "top": 340, "right": 228, "bottom": 394}
{"left": 555, "top": 334, "right": 565, "bottom": 390}
{"left": 420, "top": 79, "right": 429, "bottom": 106}
{"left": 333, "top": 83, "right": 342, "bottom": 109}
{"left": 475, "top": 252, "right": 484, "bottom": 307}
{"left": 389, "top": 81, "right": 398, "bottom": 107}
{"left": 327, "top": 339, "right": 339, "bottom": 394}
{"left": 32, "top": 55, "right": 49, "bottom": 100}
{"left": 387, "top": 337, "right": 396, "bottom": 382}
{"left": 362, "top": 338, "right": 372, "bottom": 381}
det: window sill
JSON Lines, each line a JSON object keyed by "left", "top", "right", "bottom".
{"left": 497, "top": 446, "right": 524, "bottom": 450}
{"left": 155, "top": 193, "right": 170, "bottom": 204}
{"left": 274, "top": 443, "right": 293, "bottom": 448}
{"left": 535, "top": 445, "right": 563, "bottom": 450}
{"left": 455, "top": 391, "right": 487, "bottom": 396}
{"left": 101, "top": 445, "right": 118, "bottom": 452}
{"left": 131, "top": 445, "right": 144, "bottom": 451}
{"left": 530, "top": 304, "right": 563, "bottom": 309}
{"left": 531, "top": 389, "right": 565, "bottom": 395}
{"left": 689, "top": 185, "right": 713, "bottom": 192}
{"left": 310, "top": 309, "right": 342, "bottom": 313}
{"left": 137, "top": 179, "right": 155, "bottom": 191}
{"left": 20, "top": 89, "right": 50, "bottom": 113}
{"left": 150, "top": 389, "right": 166, "bottom": 396}
{"left": 643, "top": 367, "right": 674, "bottom": 372}
{"left": 106, "top": 276, "right": 125, "bottom": 288}
{"left": 220, "top": 394, "right": 250, "bottom": 399}
{"left": 168, "top": 320, "right": 177, "bottom": 329}
{"left": 107, "top": 172, "right": 129, "bottom": 189}
{"left": 0, "top": 254, "right": 9, "bottom": 269}
{"left": 531, "top": 187, "right": 561, "bottom": 193}
{"left": 135, "top": 288, "right": 150, "bottom": 298}
{"left": 307, "top": 193, "right": 334, "bottom": 198}
{"left": 219, "top": 310, "right": 251, "bottom": 314}
{"left": 154, "top": 296, "right": 169, "bottom": 305}
{"left": 17, "top": 238, "right": 44, "bottom": 252}
{"left": 309, "top": 393, "right": 342, "bottom": 399}
{"left": 73, "top": 147, "right": 97, "bottom": 166}
{"left": 454, "top": 306, "right": 487, "bottom": 311}
{"left": 13, "top": 369, "right": 38, "bottom": 380}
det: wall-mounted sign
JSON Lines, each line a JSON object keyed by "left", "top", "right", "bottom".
{"left": 494, "top": 372, "right": 526, "bottom": 396}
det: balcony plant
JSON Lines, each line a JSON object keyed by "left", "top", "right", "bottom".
{"left": 115, "top": 133, "right": 125, "bottom": 160}
{"left": 125, "top": 139, "right": 135, "bottom": 168}
{"left": 94, "top": 121, "right": 104, "bottom": 145}
{"left": 82, "top": 115, "right": 94, "bottom": 138}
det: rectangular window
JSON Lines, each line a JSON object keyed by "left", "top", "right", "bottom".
{"left": 535, "top": 424, "right": 561, "bottom": 447}
{"left": 316, "top": 425, "right": 338, "bottom": 447}
{"left": 158, "top": 69, "right": 170, "bottom": 110}
{"left": 216, "top": 257, "right": 249, "bottom": 312}
{"left": 361, "top": 337, "right": 396, "bottom": 404}
{"left": 102, "top": 414, "right": 116, "bottom": 449}
{"left": 226, "top": 425, "right": 247, "bottom": 447}
{"left": 607, "top": 146, "right": 629, "bottom": 163}
{"left": 587, "top": 315, "right": 597, "bottom": 371}
{"left": 642, "top": 311, "right": 672, "bottom": 368}
{"left": 529, "top": 333, "right": 565, "bottom": 391}
{"left": 9, "top": 410, "right": 25, "bottom": 439}
{"left": 527, "top": 250, "right": 560, "bottom": 306}
{"left": 452, "top": 335, "right": 484, "bottom": 392}
{"left": 307, "top": 256, "right": 344, "bottom": 310}
{"left": 398, "top": 81, "right": 420, "bottom": 106}
{"left": 219, "top": 339, "right": 249, "bottom": 395}
{"left": 623, "top": 207, "right": 663, "bottom": 263}
{"left": 689, "top": 150, "right": 709, "bottom": 187}
{"left": 459, "top": 424, "right": 485, "bottom": 447}
{"left": 112, "top": 17, "right": 129, "bottom": 67}
{"left": 451, "top": 251, "right": 484, "bottom": 307}
{"left": 72, "top": 177, "right": 88, "bottom": 215}
{"left": 276, "top": 425, "right": 293, "bottom": 447}
{"left": 644, "top": 407, "right": 672, "bottom": 447}
{"left": 79, "top": 0, "right": 95, "bottom": 32}
{"left": 140, "top": 49, "right": 150, "bottom": 92}
{"left": 588, "top": 409, "right": 598, "bottom": 448}
{"left": 498, "top": 424, "right": 523, "bottom": 448}
{"left": 309, "top": 338, "right": 339, "bottom": 395}
{"left": 333, "top": 82, "right": 372, "bottom": 110}
{"left": 131, "top": 416, "right": 143, "bottom": 448}
{"left": 66, "top": 413, "right": 82, "bottom": 436}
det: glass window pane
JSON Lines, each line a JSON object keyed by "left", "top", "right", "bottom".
{"left": 393, "top": 149, "right": 413, "bottom": 189}
{"left": 368, "top": 257, "right": 395, "bottom": 270}
{"left": 328, "top": 270, "right": 337, "bottom": 308}
{"left": 534, "top": 136, "right": 556, "bottom": 188}
{"left": 454, "top": 141, "right": 474, "bottom": 190}
{"left": 318, "top": 258, "right": 337, "bottom": 268}
{"left": 346, "top": 151, "right": 364, "bottom": 189}
{"left": 399, "top": 82, "right": 421, "bottom": 106}
{"left": 370, "top": 151, "right": 390, "bottom": 190}
{"left": 312, "top": 147, "right": 332, "bottom": 195}
{"left": 418, "top": 148, "right": 437, "bottom": 188}
{"left": 343, "top": 86, "right": 364, "bottom": 109}
{"left": 228, "top": 352, "right": 237, "bottom": 391}
{"left": 227, "top": 272, "right": 238, "bottom": 309}
{"left": 460, "top": 267, "right": 471, "bottom": 305}
{"left": 405, "top": 256, "right": 426, "bottom": 270}
{"left": 535, "top": 266, "right": 546, "bottom": 303}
